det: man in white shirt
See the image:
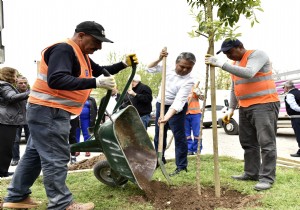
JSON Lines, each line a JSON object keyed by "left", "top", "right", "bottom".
{"left": 283, "top": 80, "right": 300, "bottom": 157}
{"left": 147, "top": 49, "right": 196, "bottom": 176}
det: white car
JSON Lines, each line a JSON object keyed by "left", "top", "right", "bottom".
{"left": 218, "top": 99, "right": 293, "bottom": 135}
{"left": 202, "top": 104, "right": 227, "bottom": 128}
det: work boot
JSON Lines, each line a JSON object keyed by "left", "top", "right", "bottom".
{"left": 290, "top": 149, "right": 300, "bottom": 157}
{"left": 254, "top": 181, "right": 272, "bottom": 191}
{"left": 2, "top": 197, "right": 41, "bottom": 209}
{"left": 231, "top": 173, "right": 259, "bottom": 181}
{"left": 169, "top": 168, "right": 187, "bottom": 177}
{"left": 66, "top": 202, "right": 95, "bottom": 210}
{"left": 85, "top": 152, "right": 91, "bottom": 157}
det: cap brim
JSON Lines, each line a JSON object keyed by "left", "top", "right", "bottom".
{"left": 216, "top": 46, "right": 234, "bottom": 54}
{"left": 91, "top": 34, "right": 114, "bottom": 43}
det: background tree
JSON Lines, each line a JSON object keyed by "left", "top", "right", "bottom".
{"left": 216, "top": 68, "right": 230, "bottom": 89}
{"left": 187, "top": 0, "right": 263, "bottom": 197}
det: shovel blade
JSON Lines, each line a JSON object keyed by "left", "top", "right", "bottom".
{"left": 157, "top": 152, "right": 172, "bottom": 185}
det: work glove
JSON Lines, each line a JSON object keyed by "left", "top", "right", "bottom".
{"left": 95, "top": 75, "right": 116, "bottom": 90}
{"left": 193, "top": 87, "right": 202, "bottom": 96}
{"left": 222, "top": 108, "right": 234, "bottom": 124}
{"left": 124, "top": 54, "right": 139, "bottom": 66}
{"left": 205, "top": 54, "right": 226, "bottom": 68}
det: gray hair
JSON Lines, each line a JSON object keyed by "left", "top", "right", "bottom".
{"left": 175, "top": 52, "right": 196, "bottom": 64}
{"left": 284, "top": 80, "right": 295, "bottom": 88}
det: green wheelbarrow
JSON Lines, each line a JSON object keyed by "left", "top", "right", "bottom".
{"left": 71, "top": 61, "right": 157, "bottom": 189}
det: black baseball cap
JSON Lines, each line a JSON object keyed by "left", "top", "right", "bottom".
{"left": 75, "top": 21, "right": 113, "bottom": 43}
{"left": 216, "top": 39, "right": 242, "bottom": 54}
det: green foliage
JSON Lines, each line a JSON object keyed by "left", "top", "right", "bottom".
{"left": 1, "top": 155, "right": 299, "bottom": 209}
{"left": 187, "top": 0, "right": 263, "bottom": 41}
{"left": 216, "top": 68, "right": 231, "bottom": 89}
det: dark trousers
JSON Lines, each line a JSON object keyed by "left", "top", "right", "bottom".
{"left": 0, "top": 124, "right": 17, "bottom": 176}
{"left": 69, "top": 117, "right": 79, "bottom": 156}
{"left": 12, "top": 125, "right": 30, "bottom": 161}
{"left": 154, "top": 102, "right": 188, "bottom": 169}
{"left": 239, "top": 102, "right": 279, "bottom": 183}
{"left": 291, "top": 118, "right": 300, "bottom": 149}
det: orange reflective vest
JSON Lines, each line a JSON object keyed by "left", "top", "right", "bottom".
{"left": 29, "top": 39, "right": 92, "bottom": 115}
{"left": 231, "top": 50, "right": 279, "bottom": 107}
{"left": 186, "top": 89, "right": 201, "bottom": 114}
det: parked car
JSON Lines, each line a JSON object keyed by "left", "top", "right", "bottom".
{"left": 217, "top": 100, "right": 239, "bottom": 135}
{"left": 147, "top": 109, "right": 156, "bottom": 127}
{"left": 202, "top": 104, "right": 227, "bottom": 128}
{"left": 218, "top": 97, "right": 294, "bottom": 135}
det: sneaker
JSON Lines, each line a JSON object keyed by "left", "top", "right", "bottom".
{"left": 169, "top": 168, "right": 187, "bottom": 177}
{"left": 254, "top": 181, "right": 272, "bottom": 191}
{"left": 2, "top": 197, "right": 41, "bottom": 209}
{"left": 70, "top": 156, "right": 77, "bottom": 164}
{"left": 10, "top": 160, "right": 19, "bottom": 166}
{"left": 75, "top": 152, "right": 80, "bottom": 157}
{"left": 85, "top": 152, "right": 91, "bottom": 157}
{"left": 66, "top": 202, "right": 95, "bottom": 210}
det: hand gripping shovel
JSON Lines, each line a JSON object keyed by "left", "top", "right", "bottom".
{"left": 158, "top": 47, "right": 172, "bottom": 184}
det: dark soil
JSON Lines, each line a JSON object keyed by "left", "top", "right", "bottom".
{"left": 68, "top": 155, "right": 262, "bottom": 210}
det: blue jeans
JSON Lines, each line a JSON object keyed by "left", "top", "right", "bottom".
{"left": 239, "top": 102, "right": 279, "bottom": 183}
{"left": 5, "top": 103, "right": 73, "bottom": 209}
{"left": 140, "top": 114, "right": 150, "bottom": 129}
{"left": 154, "top": 102, "right": 188, "bottom": 169}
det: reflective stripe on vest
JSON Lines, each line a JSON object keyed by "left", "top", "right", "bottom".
{"left": 30, "top": 90, "right": 83, "bottom": 107}
{"left": 232, "top": 50, "right": 279, "bottom": 107}
{"left": 29, "top": 38, "right": 92, "bottom": 115}
{"left": 186, "top": 95, "right": 201, "bottom": 114}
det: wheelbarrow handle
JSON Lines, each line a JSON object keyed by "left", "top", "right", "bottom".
{"left": 94, "top": 68, "right": 112, "bottom": 137}
{"left": 113, "top": 56, "right": 137, "bottom": 113}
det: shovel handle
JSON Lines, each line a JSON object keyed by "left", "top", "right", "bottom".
{"left": 158, "top": 47, "right": 167, "bottom": 153}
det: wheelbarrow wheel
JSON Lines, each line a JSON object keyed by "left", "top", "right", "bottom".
{"left": 93, "top": 160, "right": 128, "bottom": 187}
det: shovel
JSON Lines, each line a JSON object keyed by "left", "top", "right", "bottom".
{"left": 157, "top": 47, "right": 172, "bottom": 184}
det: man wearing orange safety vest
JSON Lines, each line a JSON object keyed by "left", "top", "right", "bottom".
{"left": 185, "top": 85, "right": 204, "bottom": 155}
{"left": 205, "top": 39, "right": 280, "bottom": 191}
{"left": 3, "top": 21, "right": 138, "bottom": 210}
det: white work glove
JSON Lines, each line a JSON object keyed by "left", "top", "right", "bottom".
{"left": 205, "top": 54, "right": 226, "bottom": 68}
{"left": 95, "top": 75, "right": 116, "bottom": 90}
{"left": 222, "top": 108, "right": 234, "bottom": 124}
{"left": 193, "top": 87, "right": 202, "bottom": 96}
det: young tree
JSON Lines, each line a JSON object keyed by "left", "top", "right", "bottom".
{"left": 187, "top": 0, "right": 263, "bottom": 197}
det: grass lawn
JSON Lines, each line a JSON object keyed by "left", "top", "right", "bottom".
{"left": 0, "top": 155, "right": 299, "bottom": 209}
